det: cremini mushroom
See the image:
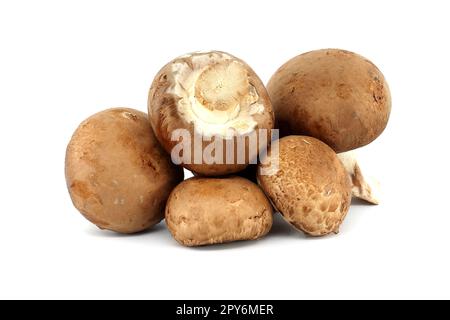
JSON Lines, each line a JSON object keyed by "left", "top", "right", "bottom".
{"left": 267, "top": 49, "right": 391, "bottom": 153}
{"left": 148, "top": 51, "right": 274, "bottom": 176}
{"left": 165, "top": 176, "right": 273, "bottom": 246}
{"left": 65, "top": 108, "right": 184, "bottom": 233}
{"left": 257, "top": 136, "right": 352, "bottom": 236}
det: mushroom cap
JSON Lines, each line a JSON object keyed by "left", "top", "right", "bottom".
{"left": 257, "top": 136, "right": 352, "bottom": 236}
{"left": 65, "top": 108, "right": 184, "bottom": 233}
{"left": 267, "top": 49, "right": 391, "bottom": 153}
{"left": 165, "top": 176, "right": 273, "bottom": 246}
{"left": 148, "top": 51, "right": 274, "bottom": 176}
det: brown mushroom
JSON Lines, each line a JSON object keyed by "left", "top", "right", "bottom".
{"left": 257, "top": 136, "right": 352, "bottom": 236}
{"left": 267, "top": 49, "right": 391, "bottom": 153}
{"left": 148, "top": 51, "right": 274, "bottom": 176}
{"left": 165, "top": 176, "right": 273, "bottom": 246}
{"left": 65, "top": 108, "right": 184, "bottom": 233}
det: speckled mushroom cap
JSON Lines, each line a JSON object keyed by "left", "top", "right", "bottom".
{"left": 267, "top": 49, "right": 391, "bottom": 153}
{"left": 165, "top": 176, "right": 273, "bottom": 246}
{"left": 257, "top": 136, "right": 352, "bottom": 236}
{"left": 65, "top": 108, "right": 184, "bottom": 234}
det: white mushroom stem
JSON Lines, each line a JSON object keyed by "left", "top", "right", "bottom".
{"left": 167, "top": 52, "right": 264, "bottom": 138}
{"left": 338, "top": 151, "right": 380, "bottom": 205}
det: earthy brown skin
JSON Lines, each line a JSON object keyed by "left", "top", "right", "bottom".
{"left": 257, "top": 136, "right": 352, "bottom": 236}
{"left": 267, "top": 49, "right": 391, "bottom": 153}
{"left": 65, "top": 108, "right": 184, "bottom": 234}
{"left": 165, "top": 176, "right": 273, "bottom": 246}
{"left": 148, "top": 51, "right": 274, "bottom": 176}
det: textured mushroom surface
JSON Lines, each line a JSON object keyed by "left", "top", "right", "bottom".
{"left": 165, "top": 176, "right": 273, "bottom": 246}
{"left": 267, "top": 49, "right": 391, "bottom": 153}
{"left": 258, "top": 136, "right": 352, "bottom": 236}
{"left": 149, "top": 51, "right": 274, "bottom": 176}
{"left": 65, "top": 108, "right": 184, "bottom": 233}
{"left": 338, "top": 151, "right": 380, "bottom": 204}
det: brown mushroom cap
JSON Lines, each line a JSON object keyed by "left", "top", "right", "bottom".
{"left": 148, "top": 51, "right": 274, "bottom": 176}
{"left": 165, "top": 176, "right": 273, "bottom": 246}
{"left": 257, "top": 136, "right": 352, "bottom": 236}
{"left": 267, "top": 49, "right": 391, "bottom": 153}
{"left": 65, "top": 108, "right": 184, "bottom": 234}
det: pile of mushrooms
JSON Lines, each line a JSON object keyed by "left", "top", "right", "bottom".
{"left": 65, "top": 49, "right": 391, "bottom": 246}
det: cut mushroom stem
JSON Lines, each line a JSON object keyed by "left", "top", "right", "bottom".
{"left": 196, "top": 61, "right": 256, "bottom": 113}
{"left": 338, "top": 151, "right": 380, "bottom": 205}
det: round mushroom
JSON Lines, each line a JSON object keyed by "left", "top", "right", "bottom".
{"left": 148, "top": 51, "right": 274, "bottom": 176}
{"left": 65, "top": 108, "right": 184, "bottom": 234}
{"left": 257, "top": 136, "right": 352, "bottom": 236}
{"left": 267, "top": 49, "right": 391, "bottom": 153}
{"left": 165, "top": 176, "right": 273, "bottom": 246}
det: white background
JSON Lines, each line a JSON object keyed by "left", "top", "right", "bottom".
{"left": 1, "top": 0, "right": 449, "bottom": 300}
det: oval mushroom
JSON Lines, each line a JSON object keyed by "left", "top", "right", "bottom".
{"left": 65, "top": 108, "right": 184, "bottom": 234}
{"left": 165, "top": 176, "right": 273, "bottom": 246}
{"left": 257, "top": 136, "right": 352, "bottom": 236}
{"left": 267, "top": 49, "right": 391, "bottom": 153}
